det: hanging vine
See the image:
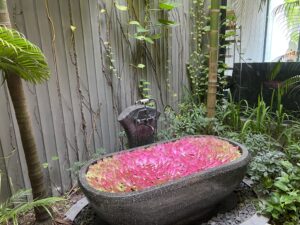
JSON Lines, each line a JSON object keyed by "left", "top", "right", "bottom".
{"left": 187, "top": 0, "right": 208, "bottom": 104}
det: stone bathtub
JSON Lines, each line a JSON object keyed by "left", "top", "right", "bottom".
{"left": 78, "top": 136, "right": 250, "bottom": 225}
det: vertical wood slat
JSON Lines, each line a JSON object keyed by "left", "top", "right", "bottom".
{"left": 2, "top": 0, "right": 197, "bottom": 200}
{"left": 71, "top": 0, "right": 95, "bottom": 160}
{"left": 33, "top": 0, "right": 63, "bottom": 195}
{"left": 0, "top": 138, "right": 11, "bottom": 202}
{"left": 57, "top": 0, "right": 80, "bottom": 183}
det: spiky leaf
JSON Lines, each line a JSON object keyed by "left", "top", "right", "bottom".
{"left": 0, "top": 26, "right": 50, "bottom": 84}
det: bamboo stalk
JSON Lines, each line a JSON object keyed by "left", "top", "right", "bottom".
{"left": 207, "top": 0, "right": 220, "bottom": 118}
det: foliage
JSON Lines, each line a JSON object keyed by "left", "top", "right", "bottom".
{"left": 159, "top": 102, "right": 226, "bottom": 140}
{"left": 122, "top": 1, "right": 178, "bottom": 45}
{"left": 68, "top": 148, "right": 107, "bottom": 176}
{"left": 0, "top": 26, "right": 50, "bottom": 83}
{"left": 160, "top": 94, "right": 300, "bottom": 224}
{"left": 0, "top": 173, "right": 63, "bottom": 225}
{"left": 86, "top": 136, "right": 240, "bottom": 193}
{"left": 216, "top": 94, "right": 248, "bottom": 131}
{"left": 138, "top": 80, "right": 152, "bottom": 99}
{"left": 187, "top": 0, "right": 208, "bottom": 103}
{"left": 285, "top": 142, "right": 300, "bottom": 163}
{"left": 261, "top": 161, "right": 300, "bottom": 225}
{"left": 273, "top": 0, "right": 300, "bottom": 45}
{"left": 241, "top": 96, "right": 272, "bottom": 134}
{"left": 187, "top": 1, "right": 235, "bottom": 104}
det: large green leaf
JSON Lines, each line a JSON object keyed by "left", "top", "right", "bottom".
{"left": 0, "top": 26, "right": 50, "bottom": 84}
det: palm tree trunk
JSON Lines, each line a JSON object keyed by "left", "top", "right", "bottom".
{"left": 0, "top": 0, "right": 50, "bottom": 222}
{"left": 207, "top": 0, "right": 220, "bottom": 118}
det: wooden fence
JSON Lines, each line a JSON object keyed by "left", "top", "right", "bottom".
{"left": 0, "top": 0, "right": 191, "bottom": 200}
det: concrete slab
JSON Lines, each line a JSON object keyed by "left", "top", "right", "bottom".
{"left": 65, "top": 197, "right": 89, "bottom": 221}
{"left": 240, "top": 213, "right": 269, "bottom": 225}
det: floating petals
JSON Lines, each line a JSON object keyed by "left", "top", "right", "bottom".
{"left": 86, "top": 137, "right": 240, "bottom": 193}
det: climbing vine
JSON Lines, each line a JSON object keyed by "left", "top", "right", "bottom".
{"left": 187, "top": 0, "right": 236, "bottom": 104}
{"left": 187, "top": 0, "right": 208, "bottom": 104}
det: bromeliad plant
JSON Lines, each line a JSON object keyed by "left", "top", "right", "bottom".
{"left": 86, "top": 136, "right": 240, "bottom": 193}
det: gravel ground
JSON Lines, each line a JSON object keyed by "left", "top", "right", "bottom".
{"left": 73, "top": 182, "right": 256, "bottom": 225}
{"left": 201, "top": 182, "right": 257, "bottom": 225}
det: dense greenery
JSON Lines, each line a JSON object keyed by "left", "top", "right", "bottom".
{"left": 159, "top": 94, "right": 300, "bottom": 225}
{"left": 0, "top": 173, "right": 63, "bottom": 225}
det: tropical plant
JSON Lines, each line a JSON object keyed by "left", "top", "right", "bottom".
{"left": 207, "top": 0, "right": 220, "bottom": 118}
{"left": 241, "top": 96, "right": 272, "bottom": 134}
{"left": 0, "top": 173, "right": 63, "bottom": 225}
{"left": 261, "top": 161, "right": 300, "bottom": 225}
{"left": 217, "top": 93, "right": 248, "bottom": 131}
{"left": 0, "top": 0, "right": 51, "bottom": 222}
{"left": 159, "top": 102, "right": 226, "bottom": 140}
{"left": 274, "top": 0, "right": 300, "bottom": 46}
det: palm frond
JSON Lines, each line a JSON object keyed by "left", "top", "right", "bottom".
{"left": 280, "top": 74, "right": 300, "bottom": 94}
{"left": 273, "top": 0, "right": 300, "bottom": 44}
{"left": 0, "top": 26, "right": 50, "bottom": 84}
{"left": 231, "top": 0, "right": 267, "bottom": 15}
{"left": 0, "top": 188, "right": 63, "bottom": 225}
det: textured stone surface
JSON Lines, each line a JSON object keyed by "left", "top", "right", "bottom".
{"left": 240, "top": 214, "right": 269, "bottom": 225}
{"left": 65, "top": 197, "right": 89, "bottom": 221}
{"left": 118, "top": 105, "right": 160, "bottom": 148}
{"left": 78, "top": 136, "right": 250, "bottom": 225}
{"left": 202, "top": 182, "right": 257, "bottom": 225}
{"left": 73, "top": 183, "right": 257, "bottom": 225}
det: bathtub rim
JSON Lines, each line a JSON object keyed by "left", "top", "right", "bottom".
{"left": 78, "top": 135, "right": 250, "bottom": 199}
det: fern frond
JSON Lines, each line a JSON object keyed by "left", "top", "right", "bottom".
{"left": 280, "top": 74, "right": 300, "bottom": 95}
{"left": 0, "top": 188, "right": 63, "bottom": 225}
{"left": 0, "top": 26, "right": 50, "bottom": 84}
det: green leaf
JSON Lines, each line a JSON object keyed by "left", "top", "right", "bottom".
{"left": 70, "top": 25, "right": 77, "bottom": 32}
{"left": 203, "top": 26, "right": 210, "bottom": 32}
{"left": 158, "top": 19, "right": 176, "bottom": 26}
{"left": 137, "top": 64, "right": 145, "bottom": 69}
{"left": 144, "top": 37, "right": 154, "bottom": 44}
{"left": 115, "top": 2, "right": 128, "bottom": 11}
{"left": 281, "top": 161, "right": 293, "bottom": 170}
{"left": 0, "top": 26, "right": 50, "bottom": 84}
{"left": 151, "top": 33, "right": 161, "bottom": 39}
{"left": 159, "top": 2, "right": 179, "bottom": 10}
{"left": 129, "top": 21, "right": 141, "bottom": 26}
{"left": 134, "top": 35, "right": 146, "bottom": 40}
{"left": 137, "top": 26, "right": 149, "bottom": 33}
{"left": 274, "top": 181, "right": 290, "bottom": 192}
{"left": 51, "top": 156, "right": 59, "bottom": 161}
{"left": 42, "top": 163, "right": 49, "bottom": 169}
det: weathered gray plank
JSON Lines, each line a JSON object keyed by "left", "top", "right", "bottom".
{"left": 71, "top": 0, "right": 95, "bottom": 160}
{"left": 89, "top": 0, "right": 110, "bottom": 151}
{"left": 46, "top": 0, "right": 75, "bottom": 193}
{"left": 79, "top": 0, "right": 101, "bottom": 153}
{"left": 34, "top": 0, "right": 64, "bottom": 195}
{"left": 2, "top": 0, "right": 198, "bottom": 200}
{"left": 0, "top": 83, "right": 24, "bottom": 192}
{"left": 0, "top": 142, "right": 11, "bottom": 202}
{"left": 57, "top": 0, "right": 81, "bottom": 183}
